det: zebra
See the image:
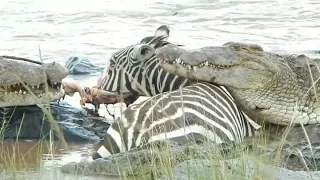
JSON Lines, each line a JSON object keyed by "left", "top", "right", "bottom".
{"left": 92, "top": 82, "right": 260, "bottom": 159}
{"left": 98, "top": 25, "right": 195, "bottom": 106}
{"left": 90, "top": 25, "right": 261, "bottom": 159}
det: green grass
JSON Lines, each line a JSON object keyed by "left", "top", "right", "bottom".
{"left": 0, "top": 48, "right": 70, "bottom": 179}
{"left": 55, "top": 88, "right": 314, "bottom": 180}
{"left": 0, "top": 49, "right": 317, "bottom": 180}
{"left": 58, "top": 125, "right": 300, "bottom": 180}
{"left": 0, "top": 88, "right": 286, "bottom": 180}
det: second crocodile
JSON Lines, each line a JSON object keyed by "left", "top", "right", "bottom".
{"left": 155, "top": 42, "right": 320, "bottom": 171}
{"left": 155, "top": 42, "right": 320, "bottom": 126}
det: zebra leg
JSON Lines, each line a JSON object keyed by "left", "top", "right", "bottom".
{"left": 89, "top": 89, "right": 139, "bottom": 117}
{"left": 85, "top": 88, "right": 138, "bottom": 106}
{"left": 60, "top": 78, "right": 134, "bottom": 108}
{"left": 61, "top": 78, "right": 85, "bottom": 98}
{"left": 60, "top": 78, "right": 98, "bottom": 108}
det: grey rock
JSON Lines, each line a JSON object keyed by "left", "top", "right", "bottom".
{"left": 65, "top": 56, "right": 103, "bottom": 75}
{"left": 263, "top": 124, "right": 320, "bottom": 171}
{"left": 1, "top": 101, "right": 110, "bottom": 143}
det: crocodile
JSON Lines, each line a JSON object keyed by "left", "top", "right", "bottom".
{"left": 0, "top": 55, "right": 66, "bottom": 107}
{"left": 61, "top": 140, "right": 238, "bottom": 177}
{"left": 152, "top": 42, "right": 320, "bottom": 171}
{"left": 155, "top": 42, "right": 320, "bottom": 127}
{"left": 0, "top": 55, "right": 109, "bottom": 142}
{"left": 61, "top": 141, "right": 320, "bottom": 178}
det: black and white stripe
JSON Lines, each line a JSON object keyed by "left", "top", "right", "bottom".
{"left": 92, "top": 25, "right": 260, "bottom": 159}
{"left": 100, "top": 25, "right": 193, "bottom": 97}
{"left": 93, "top": 82, "right": 261, "bottom": 159}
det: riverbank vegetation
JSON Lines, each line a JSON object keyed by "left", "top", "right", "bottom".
{"left": 0, "top": 50, "right": 314, "bottom": 180}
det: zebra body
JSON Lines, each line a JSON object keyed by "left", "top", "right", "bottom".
{"left": 93, "top": 82, "right": 260, "bottom": 159}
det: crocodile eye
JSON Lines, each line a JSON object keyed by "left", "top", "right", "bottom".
{"left": 232, "top": 43, "right": 241, "bottom": 51}
{"left": 241, "top": 47, "right": 251, "bottom": 52}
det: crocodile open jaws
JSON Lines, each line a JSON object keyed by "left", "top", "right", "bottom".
{"left": 0, "top": 56, "right": 67, "bottom": 107}
{"left": 155, "top": 42, "right": 320, "bottom": 126}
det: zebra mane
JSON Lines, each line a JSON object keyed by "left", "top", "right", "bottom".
{"left": 146, "top": 35, "right": 169, "bottom": 45}
{"left": 141, "top": 35, "right": 184, "bottom": 51}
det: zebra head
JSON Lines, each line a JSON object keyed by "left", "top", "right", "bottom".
{"left": 100, "top": 25, "right": 193, "bottom": 106}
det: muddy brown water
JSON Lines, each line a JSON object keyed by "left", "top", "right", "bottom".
{"left": 1, "top": 0, "right": 320, "bottom": 179}
{"left": 0, "top": 139, "right": 118, "bottom": 180}
{"left": 0, "top": 80, "right": 145, "bottom": 180}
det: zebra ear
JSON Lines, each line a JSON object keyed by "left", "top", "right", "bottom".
{"left": 154, "top": 25, "right": 170, "bottom": 41}
{"left": 131, "top": 44, "right": 155, "bottom": 60}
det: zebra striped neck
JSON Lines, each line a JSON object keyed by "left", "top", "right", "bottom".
{"left": 101, "top": 43, "right": 194, "bottom": 97}
{"left": 142, "top": 56, "right": 194, "bottom": 96}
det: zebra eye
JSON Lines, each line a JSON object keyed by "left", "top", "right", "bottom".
{"left": 108, "top": 65, "right": 114, "bottom": 72}
{"left": 109, "top": 61, "right": 116, "bottom": 69}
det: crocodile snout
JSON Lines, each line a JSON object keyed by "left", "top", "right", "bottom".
{"left": 156, "top": 44, "right": 181, "bottom": 64}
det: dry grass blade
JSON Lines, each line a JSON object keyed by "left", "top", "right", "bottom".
{"left": 84, "top": 61, "right": 302, "bottom": 180}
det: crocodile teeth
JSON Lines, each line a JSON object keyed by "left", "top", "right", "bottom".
{"left": 187, "top": 65, "right": 192, "bottom": 70}
{"left": 19, "top": 90, "right": 22, "bottom": 94}
{"left": 176, "top": 58, "right": 181, "bottom": 64}
{"left": 193, "top": 66, "right": 197, "bottom": 72}
{"left": 23, "top": 91, "right": 26, "bottom": 94}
